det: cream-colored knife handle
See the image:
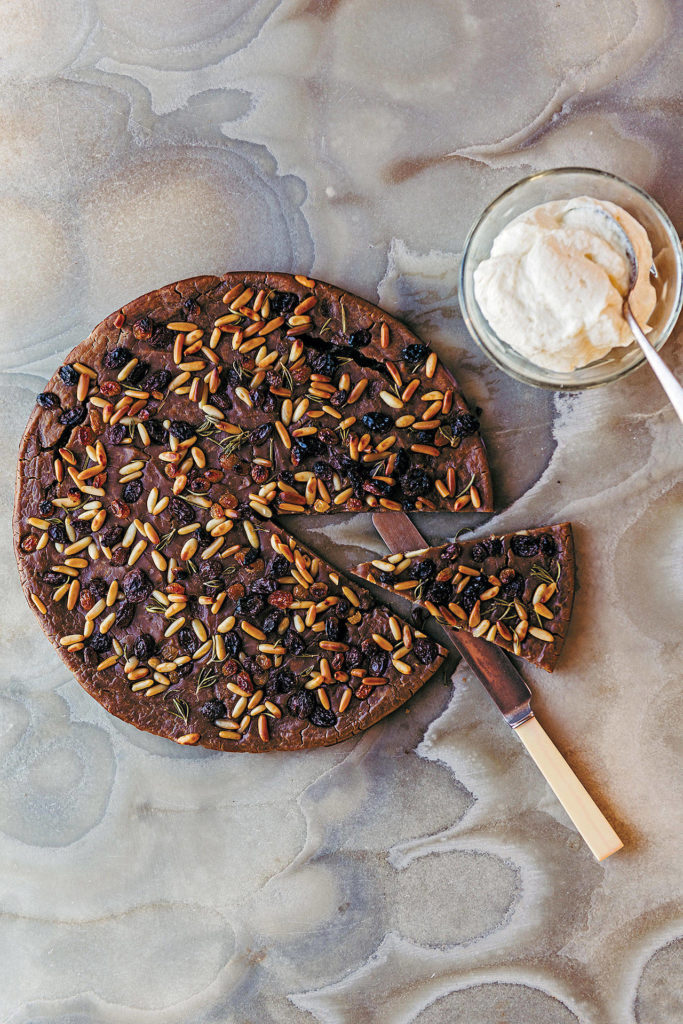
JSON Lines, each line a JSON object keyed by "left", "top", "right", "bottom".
{"left": 514, "top": 716, "right": 623, "bottom": 861}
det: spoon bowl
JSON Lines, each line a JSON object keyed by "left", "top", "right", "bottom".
{"left": 562, "top": 201, "right": 683, "bottom": 422}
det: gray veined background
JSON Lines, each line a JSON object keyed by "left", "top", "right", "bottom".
{"left": 0, "top": 1, "right": 681, "bottom": 1022}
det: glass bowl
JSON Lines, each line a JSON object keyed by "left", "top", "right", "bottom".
{"left": 459, "top": 167, "right": 683, "bottom": 389}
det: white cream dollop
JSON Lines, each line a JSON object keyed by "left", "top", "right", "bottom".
{"left": 473, "top": 197, "right": 657, "bottom": 372}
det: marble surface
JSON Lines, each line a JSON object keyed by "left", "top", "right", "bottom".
{"left": 1, "top": 2, "right": 681, "bottom": 1021}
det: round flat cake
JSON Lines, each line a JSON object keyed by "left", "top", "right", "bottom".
{"left": 14, "top": 273, "right": 492, "bottom": 750}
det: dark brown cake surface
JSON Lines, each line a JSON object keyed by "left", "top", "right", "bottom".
{"left": 14, "top": 272, "right": 475, "bottom": 750}
{"left": 354, "top": 523, "right": 575, "bottom": 672}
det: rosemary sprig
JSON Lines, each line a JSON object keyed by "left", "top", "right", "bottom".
{"left": 438, "top": 424, "right": 463, "bottom": 449}
{"left": 319, "top": 317, "right": 333, "bottom": 336}
{"left": 196, "top": 665, "right": 220, "bottom": 693}
{"left": 157, "top": 528, "right": 177, "bottom": 552}
{"left": 168, "top": 697, "right": 190, "bottom": 725}
{"left": 340, "top": 299, "right": 347, "bottom": 335}
{"left": 186, "top": 559, "right": 198, "bottom": 575}
{"left": 455, "top": 473, "right": 476, "bottom": 500}
{"left": 145, "top": 600, "right": 168, "bottom": 615}
{"left": 530, "top": 561, "right": 561, "bottom": 586}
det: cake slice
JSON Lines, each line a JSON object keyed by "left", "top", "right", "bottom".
{"left": 354, "top": 524, "right": 575, "bottom": 672}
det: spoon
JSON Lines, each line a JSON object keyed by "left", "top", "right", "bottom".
{"left": 563, "top": 202, "right": 683, "bottom": 423}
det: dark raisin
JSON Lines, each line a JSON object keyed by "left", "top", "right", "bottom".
{"left": 348, "top": 328, "right": 371, "bottom": 348}
{"left": 236, "top": 595, "right": 264, "bottom": 617}
{"left": 344, "top": 646, "right": 362, "bottom": 668}
{"left": 378, "top": 571, "right": 395, "bottom": 586}
{"left": 47, "top": 523, "right": 67, "bottom": 544}
{"left": 59, "top": 406, "right": 87, "bottom": 427}
{"left": 336, "top": 598, "right": 350, "bottom": 618}
{"left": 312, "top": 460, "right": 334, "bottom": 481}
{"left": 393, "top": 449, "right": 409, "bottom": 476}
{"left": 111, "top": 548, "right": 127, "bottom": 567}
{"left": 330, "top": 389, "right": 347, "bottom": 408}
{"left": 39, "top": 500, "right": 53, "bottom": 516}
{"left": 318, "top": 427, "right": 338, "bottom": 447}
{"left": 428, "top": 581, "right": 452, "bottom": 605}
{"left": 144, "top": 369, "right": 172, "bottom": 393}
{"left": 310, "top": 706, "right": 337, "bottom": 728}
{"left": 401, "top": 343, "right": 430, "bottom": 364}
{"left": 510, "top": 534, "right": 540, "bottom": 558}
{"left": 443, "top": 542, "right": 461, "bottom": 561}
{"left": 284, "top": 630, "right": 306, "bottom": 656}
{"left": 269, "top": 291, "right": 298, "bottom": 316}
{"left": 500, "top": 571, "right": 525, "bottom": 601}
{"left": 170, "top": 497, "right": 195, "bottom": 525}
{"left": 100, "top": 524, "right": 124, "bottom": 548}
{"left": 183, "top": 297, "right": 201, "bottom": 318}
{"left": 126, "top": 361, "right": 148, "bottom": 386}
{"left": 59, "top": 364, "right": 79, "bottom": 386}
{"left": 42, "top": 570, "right": 65, "bottom": 586}
{"left": 403, "top": 467, "right": 432, "bottom": 498}
{"left": 122, "top": 568, "right": 153, "bottom": 603}
{"left": 37, "top": 391, "right": 61, "bottom": 409}
{"left": 122, "top": 479, "right": 143, "bottom": 503}
{"left": 105, "top": 424, "right": 127, "bottom": 445}
{"left": 88, "top": 631, "right": 112, "bottom": 654}
{"left": 369, "top": 651, "right": 389, "bottom": 676}
{"left": 540, "top": 534, "right": 557, "bottom": 558}
{"left": 176, "top": 661, "right": 194, "bottom": 678}
{"left": 87, "top": 579, "right": 108, "bottom": 600}
{"left": 132, "top": 317, "right": 154, "bottom": 341}
{"left": 410, "top": 558, "right": 436, "bottom": 581}
{"left": 489, "top": 538, "right": 504, "bottom": 557}
{"left": 103, "top": 347, "right": 130, "bottom": 369}
{"left": 200, "top": 699, "right": 226, "bottom": 723}
{"left": 361, "top": 411, "right": 393, "bottom": 433}
{"left": 471, "top": 543, "right": 488, "bottom": 563}
{"left": 114, "top": 601, "right": 135, "bottom": 628}
{"left": 363, "top": 478, "right": 393, "bottom": 497}
{"left": 169, "top": 420, "right": 195, "bottom": 441}
{"left": 243, "top": 547, "right": 260, "bottom": 566}
{"left": 177, "top": 627, "right": 200, "bottom": 654}
{"left": 132, "top": 633, "right": 156, "bottom": 660}
{"left": 358, "top": 591, "right": 374, "bottom": 611}
{"left": 413, "top": 637, "right": 437, "bottom": 664}
{"left": 293, "top": 436, "right": 325, "bottom": 459}
{"left": 252, "top": 578, "right": 277, "bottom": 596}
{"left": 310, "top": 351, "right": 337, "bottom": 377}
{"left": 460, "top": 576, "right": 489, "bottom": 613}
{"left": 262, "top": 612, "right": 281, "bottom": 634}
{"left": 287, "top": 690, "right": 316, "bottom": 718}
{"left": 270, "top": 555, "right": 290, "bottom": 577}
{"left": 325, "top": 616, "right": 344, "bottom": 641}
{"left": 270, "top": 667, "right": 296, "bottom": 694}
{"left": 144, "top": 419, "right": 166, "bottom": 445}
{"left": 198, "top": 558, "right": 221, "bottom": 581}
{"left": 250, "top": 423, "right": 273, "bottom": 446}
{"left": 223, "top": 632, "right": 242, "bottom": 657}
{"left": 451, "top": 413, "right": 479, "bottom": 437}
{"left": 149, "top": 326, "right": 171, "bottom": 350}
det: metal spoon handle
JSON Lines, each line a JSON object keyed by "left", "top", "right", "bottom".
{"left": 623, "top": 302, "right": 683, "bottom": 424}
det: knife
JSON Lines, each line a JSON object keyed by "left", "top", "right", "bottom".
{"left": 372, "top": 511, "right": 623, "bottom": 861}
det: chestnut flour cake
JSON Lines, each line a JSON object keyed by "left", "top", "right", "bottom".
{"left": 354, "top": 524, "right": 575, "bottom": 672}
{"left": 13, "top": 272, "right": 477, "bottom": 750}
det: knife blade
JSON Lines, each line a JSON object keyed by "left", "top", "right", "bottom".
{"left": 371, "top": 511, "right": 623, "bottom": 861}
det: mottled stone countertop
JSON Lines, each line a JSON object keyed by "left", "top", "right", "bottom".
{"left": 1, "top": 2, "right": 681, "bottom": 1022}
